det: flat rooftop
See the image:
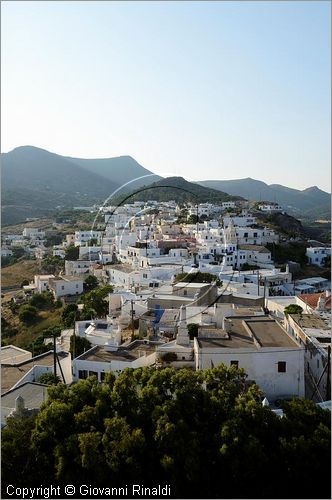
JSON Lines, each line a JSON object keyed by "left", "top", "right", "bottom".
{"left": 297, "top": 277, "right": 328, "bottom": 284}
{"left": 0, "top": 346, "right": 31, "bottom": 364}
{"left": 1, "top": 351, "right": 68, "bottom": 395}
{"left": 290, "top": 314, "right": 330, "bottom": 331}
{"left": 197, "top": 316, "right": 299, "bottom": 350}
{"left": 173, "top": 282, "right": 212, "bottom": 289}
{"left": 77, "top": 340, "right": 160, "bottom": 363}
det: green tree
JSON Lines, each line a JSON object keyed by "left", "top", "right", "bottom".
{"left": 62, "top": 303, "right": 79, "bottom": 327}
{"left": 19, "top": 305, "right": 39, "bottom": 324}
{"left": 84, "top": 275, "right": 99, "bottom": 292}
{"left": 69, "top": 335, "right": 92, "bottom": 358}
{"left": 38, "top": 373, "right": 61, "bottom": 385}
{"left": 29, "top": 291, "right": 55, "bottom": 310}
{"left": 41, "top": 255, "right": 64, "bottom": 274}
{"left": 284, "top": 304, "right": 303, "bottom": 316}
{"left": 187, "top": 323, "right": 199, "bottom": 339}
{"left": 1, "top": 367, "right": 330, "bottom": 499}
{"left": 174, "top": 271, "right": 219, "bottom": 284}
{"left": 65, "top": 245, "right": 79, "bottom": 261}
{"left": 188, "top": 214, "right": 199, "bottom": 224}
{"left": 81, "top": 285, "right": 113, "bottom": 318}
{"left": 87, "top": 238, "right": 98, "bottom": 246}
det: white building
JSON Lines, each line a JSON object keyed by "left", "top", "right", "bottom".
{"left": 108, "top": 264, "right": 179, "bottom": 289}
{"left": 79, "top": 245, "right": 102, "bottom": 260}
{"left": 53, "top": 246, "right": 66, "bottom": 258}
{"left": 22, "top": 228, "right": 45, "bottom": 239}
{"left": 257, "top": 204, "right": 283, "bottom": 213}
{"left": 1, "top": 351, "right": 72, "bottom": 395}
{"left": 194, "top": 315, "right": 304, "bottom": 402}
{"left": 34, "top": 274, "right": 55, "bottom": 293}
{"left": 284, "top": 313, "right": 330, "bottom": 401}
{"left": 223, "top": 216, "right": 257, "bottom": 227}
{"left": 306, "top": 247, "right": 331, "bottom": 267}
{"left": 65, "top": 260, "right": 91, "bottom": 276}
{"left": 1, "top": 248, "right": 13, "bottom": 257}
{"left": 221, "top": 201, "right": 236, "bottom": 210}
{"left": 49, "top": 276, "right": 84, "bottom": 299}
{"left": 72, "top": 340, "right": 161, "bottom": 381}
{"left": 74, "top": 231, "right": 103, "bottom": 247}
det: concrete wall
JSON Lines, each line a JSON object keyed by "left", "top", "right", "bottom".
{"left": 194, "top": 340, "right": 305, "bottom": 402}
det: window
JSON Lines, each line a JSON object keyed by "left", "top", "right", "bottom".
{"left": 278, "top": 361, "right": 286, "bottom": 373}
{"left": 76, "top": 284, "right": 79, "bottom": 288}
{"left": 143, "top": 273, "right": 148, "bottom": 278}
{"left": 183, "top": 290, "right": 187, "bottom": 296}
{"left": 317, "top": 359, "right": 320, "bottom": 369}
{"left": 230, "top": 360, "right": 239, "bottom": 368}
{"left": 78, "top": 370, "right": 88, "bottom": 379}
{"left": 100, "top": 372, "right": 106, "bottom": 382}
{"left": 89, "top": 371, "right": 98, "bottom": 378}
{"left": 61, "top": 285, "right": 64, "bottom": 290}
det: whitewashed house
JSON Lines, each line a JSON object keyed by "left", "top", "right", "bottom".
{"left": 34, "top": 274, "right": 55, "bottom": 293}
{"left": 65, "top": 260, "right": 91, "bottom": 276}
{"left": 306, "top": 247, "right": 331, "bottom": 267}
{"left": 194, "top": 315, "right": 304, "bottom": 402}
{"left": 49, "top": 276, "right": 84, "bottom": 299}
{"left": 74, "top": 231, "right": 103, "bottom": 247}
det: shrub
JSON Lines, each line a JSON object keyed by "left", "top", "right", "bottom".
{"left": 19, "top": 305, "right": 38, "bottom": 324}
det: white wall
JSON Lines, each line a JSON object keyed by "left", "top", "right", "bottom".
{"left": 194, "top": 341, "right": 304, "bottom": 401}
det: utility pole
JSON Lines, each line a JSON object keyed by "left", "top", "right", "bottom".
{"left": 263, "top": 277, "right": 267, "bottom": 310}
{"left": 53, "top": 334, "right": 57, "bottom": 380}
{"left": 326, "top": 345, "right": 331, "bottom": 401}
{"left": 257, "top": 270, "right": 260, "bottom": 295}
{"left": 131, "top": 300, "right": 135, "bottom": 339}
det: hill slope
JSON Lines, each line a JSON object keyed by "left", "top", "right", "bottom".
{"left": 1, "top": 146, "right": 160, "bottom": 224}
{"left": 113, "top": 176, "right": 243, "bottom": 205}
{"left": 198, "top": 178, "right": 330, "bottom": 219}
{"left": 65, "top": 155, "right": 161, "bottom": 190}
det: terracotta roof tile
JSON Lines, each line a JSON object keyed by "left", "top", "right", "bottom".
{"left": 299, "top": 292, "right": 331, "bottom": 311}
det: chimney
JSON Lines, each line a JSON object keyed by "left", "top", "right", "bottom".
{"left": 316, "top": 295, "right": 326, "bottom": 311}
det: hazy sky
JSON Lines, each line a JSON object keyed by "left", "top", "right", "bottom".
{"left": 2, "top": 1, "right": 331, "bottom": 190}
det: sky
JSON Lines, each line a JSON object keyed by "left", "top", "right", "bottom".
{"left": 1, "top": 1, "right": 331, "bottom": 191}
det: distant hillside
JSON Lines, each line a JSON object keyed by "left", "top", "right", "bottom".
{"left": 113, "top": 176, "right": 243, "bottom": 205}
{"left": 198, "top": 178, "right": 331, "bottom": 219}
{"left": 65, "top": 155, "right": 161, "bottom": 190}
{"left": 1, "top": 146, "right": 159, "bottom": 224}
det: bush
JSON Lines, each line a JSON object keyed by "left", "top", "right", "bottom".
{"left": 69, "top": 335, "right": 92, "bottom": 358}
{"left": 29, "top": 292, "right": 55, "bottom": 310}
{"left": 19, "top": 305, "right": 38, "bottom": 324}
{"left": 65, "top": 245, "right": 79, "bottom": 261}
{"left": 159, "top": 352, "right": 178, "bottom": 363}
{"left": 284, "top": 304, "right": 303, "bottom": 316}
{"left": 188, "top": 323, "right": 199, "bottom": 339}
{"left": 38, "top": 373, "right": 61, "bottom": 385}
{"left": 62, "top": 304, "right": 79, "bottom": 327}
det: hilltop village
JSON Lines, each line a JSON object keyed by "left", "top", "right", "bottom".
{"left": 2, "top": 197, "right": 331, "bottom": 422}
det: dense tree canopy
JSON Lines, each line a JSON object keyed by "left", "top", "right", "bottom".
{"left": 65, "top": 245, "right": 79, "bottom": 261}
{"left": 2, "top": 366, "right": 330, "bottom": 499}
{"left": 174, "top": 272, "right": 220, "bottom": 285}
{"left": 81, "top": 285, "right": 113, "bottom": 318}
{"left": 284, "top": 304, "right": 303, "bottom": 316}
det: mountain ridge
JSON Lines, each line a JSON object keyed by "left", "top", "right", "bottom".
{"left": 197, "top": 178, "right": 330, "bottom": 219}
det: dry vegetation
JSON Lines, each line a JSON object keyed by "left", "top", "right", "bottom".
{"left": 1, "top": 259, "right": 41, "bottom": 288}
